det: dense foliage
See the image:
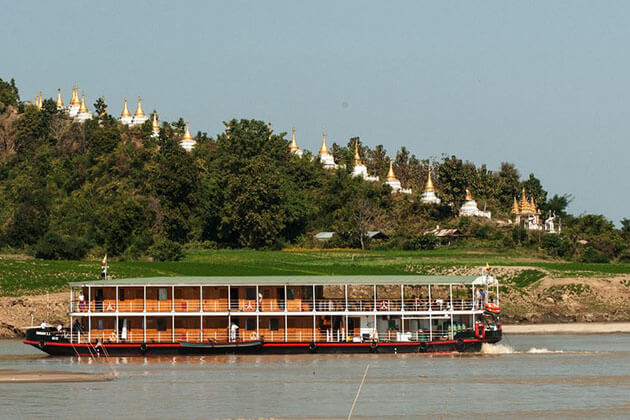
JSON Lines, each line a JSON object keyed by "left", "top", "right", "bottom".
{"left": 0, "top": 78, "right": 628, "bottom": 261}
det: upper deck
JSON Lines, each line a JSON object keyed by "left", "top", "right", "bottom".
{"left": 69, "top": 275, "right": 496, "bottom": 315}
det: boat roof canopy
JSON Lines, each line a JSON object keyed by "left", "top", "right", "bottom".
{"left": 69, "top": 275, "right": 478, "bottom": 287}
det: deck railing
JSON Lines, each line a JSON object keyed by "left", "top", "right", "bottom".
{"left": 70, "top": 298, "right": 479, "bottom": 314}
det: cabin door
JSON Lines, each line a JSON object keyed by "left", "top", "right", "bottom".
{"left": 95, "top": 289, "right": 104, "bottom": 312}
{"left": 276, "top": 287, "right": 285, "bottom": 310}
{"left": 119, "top": 318, "right": 128, "bottom": 341}
{"left": 230, "top": 288, "right": 239, "bottom": 310}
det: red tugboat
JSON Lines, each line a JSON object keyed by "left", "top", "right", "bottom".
{"left": 25, "top": 272, "right": 501, "bottom": 356}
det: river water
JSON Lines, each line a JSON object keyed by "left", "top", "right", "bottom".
{"left": 1, "top": 334, "right": 629, "bottom": 419}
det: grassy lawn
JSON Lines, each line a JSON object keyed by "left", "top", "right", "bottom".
{"left": 1, "top": 248, "right": 629, "bottom": 296}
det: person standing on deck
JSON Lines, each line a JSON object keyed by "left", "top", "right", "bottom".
{"left": 258, "top": 292, "right": 263, "bottom": 312}
{"left": 230, "top": 322, "right": 239, "bottom": 342}
{"left": 475, "top": 289, "right": 482, "bottom": 309}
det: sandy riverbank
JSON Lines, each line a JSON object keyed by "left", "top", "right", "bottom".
{"left": 0, "top": 369, "right": 113, "bottom": 383}
{"left": 503, "top": 322, "right": 630, "bottom": 334}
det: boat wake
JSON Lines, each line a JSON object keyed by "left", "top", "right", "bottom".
{"left": 480, "top": 343, "right": 565, "bottom": 354}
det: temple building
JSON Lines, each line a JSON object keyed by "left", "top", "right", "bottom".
{"left": 180, "top": 121, "right": 196, "bottom": 152}
{"left": 512, "top": 188, "right": 545, "bottom": 230}
{"left": 289, "top": 128, "right": 303, "bottom": 157}
{"left": 460, "top": 189, "right": 491, "bottom": 218}
{"left": 151, "top": 112, "right": 160, "bottom": 138}
{"left": 318, "top": 129, "right": 338, "bottom": 169}
{"left": 351, "top": 140, "right": 378, "bottom": 181}
{"left": 385, "top": 158, "right": 412, "bottom": 194}
{"left": 120, "top": 97, "right": 133, "bottom": 125}
{"left": 68, "top": 86, "right": 81, "bottom": 117}
{"left": 74, "top": 93, "right": 92, "bottom": 122}
{"left": 420, "top": 167, "right": 441, "bottom": 204}
{"left": 131, "top": 97, "right": 148, "bottom": 126}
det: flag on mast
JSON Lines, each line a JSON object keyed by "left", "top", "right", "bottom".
{"left": 101, "top": 254, "right": 108, "bottom": 279}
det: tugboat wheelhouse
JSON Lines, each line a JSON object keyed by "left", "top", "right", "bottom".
{"left": 25, "top": 275, "right": 502, "bottom": 356}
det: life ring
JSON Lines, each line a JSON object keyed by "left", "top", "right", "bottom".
{"left": 456, "top": 338, "right": 465, "bottom": 352}
{"left": 379, "top": 300, "right": 389, "bottom": 311}
{"left": 370, "top": 341, "right": 378, "bottom": 353}
{"left": 308, "top": 342, "right": 317, "bottom": 353}
{"left": 418, "top": 341, "right": 427, "bottom": 353}
{"left": 484, "top": 303, "right": 501, "bottom": 314}
{"left": 475, "top": 322, "right": 486, "bottom": 339}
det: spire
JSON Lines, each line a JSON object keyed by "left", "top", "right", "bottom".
{"left": 465, "top": 188, "right": 473, "bottom": 201}
{"left": 56, "top": 89, "right": 64, "bottom": 108}
{"left": 354, "top": 139, "right": 362, "bottom": 166}
{"left": 182, "top": 121, "right": 193, "bottom": 141}
{"left": 134, "top": 96, "right": 145, "bottom": 117}
{"left": 386, "top": 158, "right": 397, "bottom": 181}
{"left": 35, "top": 93, "right": 42, "bottom": 110}
{"left": 529, "top": 197, "right": 536, "bottom": 214}
{"left": 79, "top": 92, "right": 88, "bottom": 113}
{"left": 519, "top": 187, "right": 529, "bottom": 213}
{"left": 512, "top": 197, "right": 520, "bottom": 214}
{"left": 289, "top": 127, "right": 299, "bottom": 151}
{"left": 70, "top": 85, "right": 80, "bottom": 106}
{"left": 319, "top": 128, "right": 330, "bottom": 155}
{"left": 121, "top": 96, "right": 131, "bottom": 118}
{"left": 152, "top": 112, "right": 159, "bottom": 132}
{"left": 424, "top": 167, "right": 435, "bottom": 193}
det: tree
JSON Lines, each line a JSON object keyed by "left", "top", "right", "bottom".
{"left": 0, "top": 78, "right": 19, "bottom": 113}
{"left": 521, "top": 173, "right": 547, "bottom": 210}
{"left": 543, "top": 194, "right": 572, "bottom": 217}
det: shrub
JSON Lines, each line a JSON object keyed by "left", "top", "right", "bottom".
{"left": 541, "top": 234, "right": 573, "bottom": 259}
{"left": 580, "top": 246, "right": 611, "bottom": 263}
{"left": 402, "top": 235, "right": 438, "bottom": 251}
{"left": 147, "top": 238, "right": 184, "bottom": 261}
{"left": 34, "top": 232, "right": 89, "bottom": 260}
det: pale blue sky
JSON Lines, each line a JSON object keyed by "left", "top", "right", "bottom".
{"left": 2, "top": 1, "right": 628, "bottom": 222}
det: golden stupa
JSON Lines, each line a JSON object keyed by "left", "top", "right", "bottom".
{"left": 134, "top": 97, "right": 145, "bottom": 117}
{"left": 121, "top": 96, "right": 131, "bottom": 118}
{"left": 424, "top": 167, "right": 435, "bottom": 193}
{"left": 319, "top": 129, "right": 330, "bottom": 155}
{"left": 386, "top": 158, "right": 397, "bottom": 181}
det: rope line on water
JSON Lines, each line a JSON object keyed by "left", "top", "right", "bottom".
{"left": 347, "top": 364, "right": 370, "bottom": 420}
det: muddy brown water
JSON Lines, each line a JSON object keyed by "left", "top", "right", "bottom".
{"left": 1, "top": 334, "right": 629, "bottom": 419}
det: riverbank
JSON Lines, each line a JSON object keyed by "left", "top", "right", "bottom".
{"left": 503, "top": 322, "right": 630, "bottom": 335}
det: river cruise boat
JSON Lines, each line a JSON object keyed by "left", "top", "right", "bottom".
{"left": 25, "top": 273, "right": 502, "bottom": 356}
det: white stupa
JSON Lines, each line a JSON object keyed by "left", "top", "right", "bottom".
{"left": 460, "top": 189, "right": 491, "bottom": 218}
{"left": 385, "top": 158, "right": 412, "bottom": 194}
{"left": 119, "top": 96, "right": 133, "bottom": 125}
{"left": 351, "top": 140, "right": 378, "bottom": 181}
{"left": 68, "top": 85, "right": 81, "bottom": 117}
{"left": 420, "top": 167, "right": 441, "bottom": 204}
{"left": 180, "top": 121, "right": 196, "bottom": 152}
{"left": 74, "top": 92, "right": 93, "bottom": 122}
{"left": 131, "top": 97, "right": 148, "bottom": 126}
{"left": 289, "top": 128, "right": 303, "bottom": 157}
{"left": 319, "top": 129, "right": 337, "bottom": 169}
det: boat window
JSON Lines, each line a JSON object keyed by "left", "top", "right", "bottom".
{"left": 119, "top": 288, "right": 125, "bottom": 301}
{"left": 157, "top": 319, "right": 167, "bottom": 331}
{"left": 269, "top": 319, "right": 279, "bottom": 331}
{"left": 158, "top": 288, "right": 168, "bottom": 301}
{"left": 245, "top": 319, "right": 256, "bottom": 330}
{"left": 246, "top": 288, "right": 256, "bottom": 300}
{"left": 287, "top": 288, "right": 295, "bottom": 300}
{"left": 97, "top": 320, "right": 104, "bottom": 330}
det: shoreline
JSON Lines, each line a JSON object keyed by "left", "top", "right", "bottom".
{"left": 503, "top": 322, "right": 630, "bottom": 335}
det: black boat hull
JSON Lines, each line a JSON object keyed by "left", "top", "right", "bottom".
{"left": 24, "top": 337, "right": 498, "bottom": 356}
